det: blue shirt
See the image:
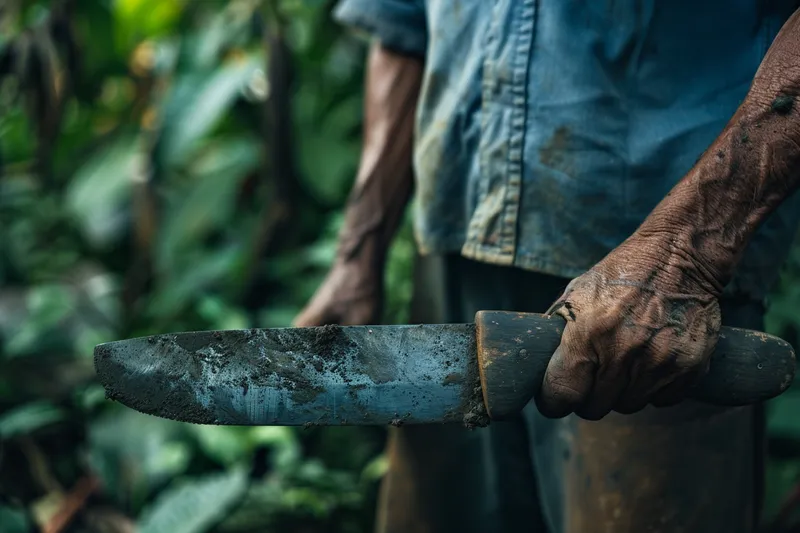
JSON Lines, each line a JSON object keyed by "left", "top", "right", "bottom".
{"left": 334, "top": 0, "right": 800, "bottom": 302}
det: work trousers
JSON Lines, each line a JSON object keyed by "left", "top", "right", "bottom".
{"left": 375, "top": 254, "right": 765, "bottom": 533}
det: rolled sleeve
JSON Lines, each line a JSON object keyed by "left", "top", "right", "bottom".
{"left": 333, "top": 0, "right": 428, "bottom": 58}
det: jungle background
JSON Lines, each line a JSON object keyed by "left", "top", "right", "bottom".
{"left": 2, "top": 1, "right": 800, "bottom": 532}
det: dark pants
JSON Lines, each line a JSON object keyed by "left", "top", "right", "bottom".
{"left": 375, "top": 254, "right": 765, "bottom": 533}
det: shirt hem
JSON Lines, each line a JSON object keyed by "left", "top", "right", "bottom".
{"left": 418, "top": 233, "right": 588, "bottom": 280}
{"left": 418, "top": 233, "right": 768, "bottom": 302}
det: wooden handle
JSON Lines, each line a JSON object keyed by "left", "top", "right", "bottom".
{"left": 474, "top": 310, "right": 796, "bottom": 421}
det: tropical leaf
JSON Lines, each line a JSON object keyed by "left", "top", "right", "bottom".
{"left": 3, "top": 283, "right": 77, "bottom": 357}
{"left": 156, "top": 136, "right": 260, "bottom": 268}
{"left": 137, "top": 468, "right": 249, "bottom": 533}
{"left": 158, "top": 58, "right": 260, "bottom": 168}
{"left": 361, "top": 454, "right": 388, "bottom": 483}
{"left": 88, "top": 409, "right": 193, "bottom": 510}
{"left": 147, "top": 244, "right": 243, "bottom": 318}
{"left": 0, "top": 505, "right": 30, "bottom": 533}
{"left": 65, "top": 135, "right": 139, "bottom": 248}
{"left": 0, "top": 401, "right": 65, "bottom": 438}
{"left": 188, "top": 425, "right": 300, "bottom": 470}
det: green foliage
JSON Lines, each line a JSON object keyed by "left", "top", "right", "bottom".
{"left": 188, "top": 426, "right": 300, "bottom": 469}
{"left": 0, "top": 401, "right": 65, "bottom": 438}
{"left": 1, "top": 1, "right": 394, "bottom": 531}
{"left": 0, "top": 505, "right": 31, "bottom": 533}
{"left": 138, "top": 468, "right": 249, "bottom": 533}
{"left": 65, "top": 135, "right": 138, "bottom": 248}
{"left": 88, "top": 410, "right": 194, "bottom": 509}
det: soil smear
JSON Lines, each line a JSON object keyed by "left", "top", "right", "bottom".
{"left": 772, "top": 94, "right": 795, "bottom": 115}
{"left": 459, "top": 328, "right": 490, "bottom": 429}
{"left": 95, "top": 341, "right": 219, "bottom": 425}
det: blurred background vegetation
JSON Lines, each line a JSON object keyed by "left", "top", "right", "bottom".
{"left": 1, "top": 1, "right": 800, "bottom": 532}
{"left": 0, "top": 0, "right": 415, "bottom": 531}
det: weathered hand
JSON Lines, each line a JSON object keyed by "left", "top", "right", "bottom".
{"left": 536, "top": 234, "right": 722, "bottom": 420}
{"left": 294, "top": 257, "right": 382, "bottom": 327}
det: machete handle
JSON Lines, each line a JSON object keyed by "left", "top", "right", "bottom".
{"left": 474, "top": 310, "right": 796, "bottom": 421}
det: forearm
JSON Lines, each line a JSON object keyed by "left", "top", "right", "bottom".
{"left": 337, "top": 42, "right": 423, "bottom": 269}
{"left": 633, "top": 10, "right": 800, "bottom": 294}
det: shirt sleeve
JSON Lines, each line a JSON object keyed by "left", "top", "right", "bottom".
{"left": 332, "top": 0, "right": 428, "bottom": 58}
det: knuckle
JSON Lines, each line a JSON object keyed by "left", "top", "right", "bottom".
{"left": 650, "top": 351, "right": 704, "bottom": 377}
{"left": 671, "top": 342, "right": 708, "bottom": 369}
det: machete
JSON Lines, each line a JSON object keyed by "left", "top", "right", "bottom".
{"left": 94, "top": 311, "right": 796, "bottom": 428}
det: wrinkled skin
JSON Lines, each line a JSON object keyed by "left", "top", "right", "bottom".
{"left": 538, "top": 235, "right": 722, "bottom": 420}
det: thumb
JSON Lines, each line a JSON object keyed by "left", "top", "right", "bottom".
{"left": 535, "top": 327, "right": 597, "bottom": 419}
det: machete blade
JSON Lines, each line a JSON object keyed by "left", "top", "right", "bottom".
{"left": 94, "top": 324, "right": 488, "bottom": 427}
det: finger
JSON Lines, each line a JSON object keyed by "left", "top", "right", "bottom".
{"left": 575, "top": 355, "right": 630, "bottom": 421}
{"left": 613, "top": 357, "right": 672, "bottom": 415}
{"left": 581, "top": 324, "right": 659, "bottom": 419}
{"left": 613, "top": 392, "right": 652, "bottom": 415}
{"left": 647, "top": 373, "right": 697, "bottom": 408}
{"left": 611, "top": 327, "right": 693, "bottom": 414}
{"left": 650, "top": 358, "right": 711, "bottom": 408}
{"left": 536, "top": 337, "right": 597, "bottom": 419}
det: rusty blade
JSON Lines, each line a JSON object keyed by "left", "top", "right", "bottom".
{"left": 94, "top": 324, "right": 489, "bottom": 427}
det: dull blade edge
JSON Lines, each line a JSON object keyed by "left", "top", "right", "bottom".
{"left": 94, "top": 324, "right": 491, "bottom": 428}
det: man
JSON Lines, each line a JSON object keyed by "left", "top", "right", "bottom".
{"left": 296, "top": 1, "right": 800, "bottom": 532}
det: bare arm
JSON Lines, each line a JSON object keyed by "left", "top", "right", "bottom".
{"left": 295, "top": 43, "right": 423, "bottom": 326}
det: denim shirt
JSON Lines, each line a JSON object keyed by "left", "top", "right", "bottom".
{"left": 334, "top": 0, "right": 800, "bottom": 302}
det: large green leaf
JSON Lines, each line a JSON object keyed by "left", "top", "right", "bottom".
{"left": 294, "top": 90, "right": 361, "bottom": 205}
{"left": 147, "top": 245, "right": 243, "bottom": 318}
{"left": 158, "top": 58, "right": 260, "bottom": 168}
{"left": 190, "top": 2, "right": 260, "bottom": 69}
{"left": 89, "top": 409, "right": 193, "bottom": 510}
{"left": 157, "top": 136, "right": 260, "bottom": 268}
{"left": 137, "top": 468, "right": 248, "bottom": 533}
{"left": 0, "top": 505, "right": 30, "bottom": 533}
{"left": 0, "top": 401, "right": 65, "bottom": 438}
{"left": 1, "top": 270, "right": 119, "bottom": 359}
{"left": 216, "top": 461, "right": 368, "bottom": 533}
{"left": 3, "top": 283, "right": 77, "bottom": 357}
{"left": 0, "top": 107, "right": 36, "bottom": 163}
{"left": 65, "top": 135, "right": 139, "bottom": 248}
{"left": 361, "top": 454, "right": 388, "bottom": 483}
{"left": 188, "top": 426, "right": 300, "bottom": 470}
